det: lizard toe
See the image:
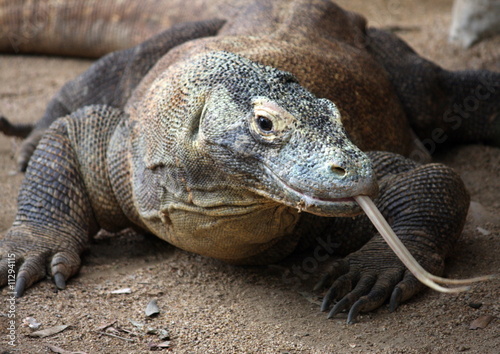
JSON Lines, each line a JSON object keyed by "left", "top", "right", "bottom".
{"left": 346, "top": 270, "right": 403, "bottom": 323}
{"left": 0, "top": 244, "right": 23, "bottom": 288}
{"left": 347, "top": 297, "right": 367, "bottom": 324}
{"left": 0, "top": 238, "right": 81, "bottom": 296}
{"left": 325, "top": 273, "right": 377, "bottom": 320}
{"left": 390, "top": 271, "right": 423, "bottom": 312}
{"left": 51, "top": 250, "right": 81, "bottom": 290}
{"left": 15, "top": 252, "right": 49, "bottom": 297}
{"left": 315, "top": 259, "right": 350, "bottom": 294}
{"left": 320, "top": 270, "right": 357, "bottom": 312}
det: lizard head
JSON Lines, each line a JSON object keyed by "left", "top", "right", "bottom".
{"left": 138, "top": 51, "right": 378, "bottom": 217}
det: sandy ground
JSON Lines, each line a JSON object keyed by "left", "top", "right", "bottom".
{"left": 0, "top": 0, "right": 499, "bottom": 352}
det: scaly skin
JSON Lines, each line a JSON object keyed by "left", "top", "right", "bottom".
{"left": 0, "top": 0, "right": 496, "bottom": 323}
{"left": 0, "top": 0, "right": 237, "bottom": 57}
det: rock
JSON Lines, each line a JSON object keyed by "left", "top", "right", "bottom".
{"left": 145, "top": 299, "right": 160, "bottom": 317}
{"left": 449, "top": 0, "right": 500, "bottom": 48}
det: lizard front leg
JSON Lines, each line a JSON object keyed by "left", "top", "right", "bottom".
{"left": 316, "top": 151, "right": 469, "bottom": 323}
{"left": 0, "top": 105, "right": 130, "bottom": 296}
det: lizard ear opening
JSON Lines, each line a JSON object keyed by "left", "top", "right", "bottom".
{"left": 189, "top": 102, "right": 207, "bottom": 142}
{"left": 138, "top": 74, "right": 207, "bottom": 170}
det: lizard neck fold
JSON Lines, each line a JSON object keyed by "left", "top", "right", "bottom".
{"left": 129, "top": 126, "right": 301, "bottom": 260}
{"left": 107, "top": 117, "right": 149, "bottom": 231}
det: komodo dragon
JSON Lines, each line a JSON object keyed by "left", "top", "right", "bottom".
{"left": 0, "top": 0, "right": 499, "bottom": 324}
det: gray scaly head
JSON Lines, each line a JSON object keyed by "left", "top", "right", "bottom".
{"left": 132, "top": 51, "right": 378, "bottom": 220}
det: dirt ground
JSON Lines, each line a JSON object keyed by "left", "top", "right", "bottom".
{"left": 0, "top": 0, "right": 499, "bottom": 353}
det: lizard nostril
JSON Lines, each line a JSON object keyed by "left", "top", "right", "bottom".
{"left": 330, "top": 164, "right": 346, "bottom": 177}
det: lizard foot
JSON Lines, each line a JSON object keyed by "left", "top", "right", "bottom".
{"left": 0, "top": 232, "right": 82, "bottom": 297}
{"left": 316, "top": 237, "right": 439, "bottom": 324}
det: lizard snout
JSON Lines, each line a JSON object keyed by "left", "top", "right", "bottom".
{"left": 325, "top": 160, "right": 379, "bottom": 200}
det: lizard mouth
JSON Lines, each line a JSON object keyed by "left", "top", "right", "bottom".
{"left": 262, "top": 166, "right": 362, "bottom": 217}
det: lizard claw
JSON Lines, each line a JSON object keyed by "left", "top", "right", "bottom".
{"left": 320, "top": 269, "right": 354, "bottom": 312}
{"left": 51, "top": 250, "right": 81, "bottom": 290}
{"left": 327, "top": 297, "right": 350, "bottom": 319}
{"left": 15, "top": 276, "right": 27, "bottom": 298}
{"left": 347, "top": 298, "right": 365, "bottom": 324}
{"left": 389, "top": 286, "right": 403, "bottom": 312}
{"left": 389, "top": 271, "right": 422, "bottom": 312}
{"left": 53, "top": 272, "right": 66, "bottom": 290}
{"left": 13, "top": 253, "right": 48, "bottom": 297}
{"left": 346, "top": 283, "right": 392, "bottom": 323}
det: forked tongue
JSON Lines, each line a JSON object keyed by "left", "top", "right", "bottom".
{"left": 354, "top": 195, "right": 493, "bottom": 293}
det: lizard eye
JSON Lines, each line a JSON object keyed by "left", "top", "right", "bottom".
{"left": 250, "top": 98, "right": 295, "bottom": 143}
{"left": 257, "top": 115, "right": 274, "bottom": 132}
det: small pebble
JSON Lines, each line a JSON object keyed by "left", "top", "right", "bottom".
{"left": 110, "top": 287, "right": 132, "bottom": 294}
{"left": 476, "top": 227, "right": 491, "bottom": 236}
{"left": 468, "top": 302, "right": 482, "bottom": 309}
{"left": 159, "top": 328, "right": 170, "bottom": 340}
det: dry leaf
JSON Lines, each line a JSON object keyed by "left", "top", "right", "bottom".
{"left": 96, "top": 320, "right": 117, "bottom": 331}
{"left": 148, "top": 340, "right": 171, "bottom": 349}
{"left": 29, "top": 325, "right": 70, "bottom": 338}
{"left": 129, "top": 319, "right": 145, "bottom": 329}
{"left": 469, "top": 315, "right": 495, "bottom": 330}
{"left": 46, "top": 344, "right": 87, "bottom": 354}
{"left": 47, "top": 346, "right": 69, "bottom": 354}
